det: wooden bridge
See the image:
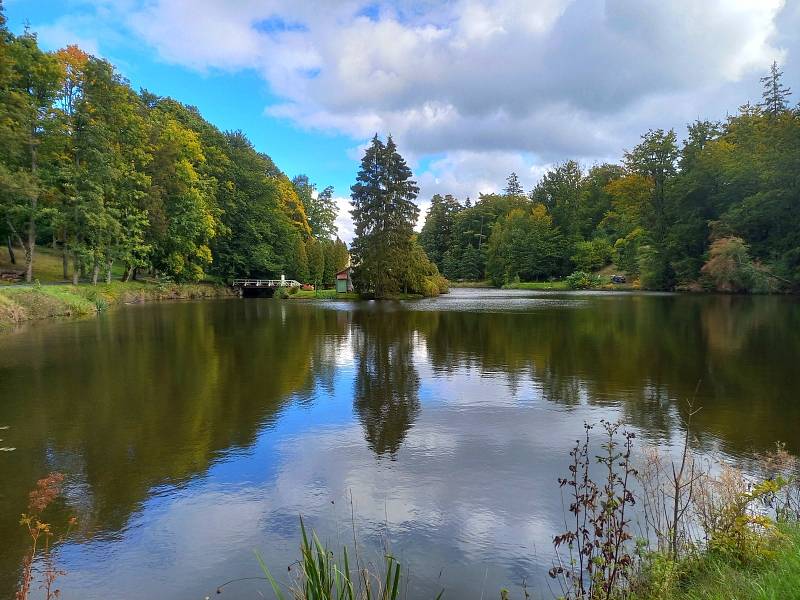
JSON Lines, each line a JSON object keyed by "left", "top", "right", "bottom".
{"left": 232, "top": 278, "right": 302, "bottom": 289}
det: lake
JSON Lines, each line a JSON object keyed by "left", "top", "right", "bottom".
{"left": 1, "top": 288, "right": 798, "bottom": 599}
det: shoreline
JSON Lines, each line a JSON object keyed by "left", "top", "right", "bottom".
{"left": 0, "top": 282, "right": 235, "bottom": 331}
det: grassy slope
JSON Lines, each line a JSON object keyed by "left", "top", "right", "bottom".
{"left": 632, "top": 525, "right": 800, "bottom": 600}
{"left": 0, "top": 245, "right": 127, "bottom": 284}
{"left": 0, "top": 281, "right": 234, "bottom": 329}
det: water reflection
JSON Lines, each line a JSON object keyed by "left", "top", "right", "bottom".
{"left": 0, "top": 290, "right": 798, "bottom": 599}
{"left": 352, "top": 307, "right": 421, "bottom": 456}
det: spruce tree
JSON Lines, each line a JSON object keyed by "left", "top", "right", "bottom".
{"left": 350, "top": 134, "right": 419, "bottom": 297}
{"left": 760, "top": 61, "right": 791, "bottom": 116}
{"left": 504, "top": 172, "right": 524, "bottom": 197}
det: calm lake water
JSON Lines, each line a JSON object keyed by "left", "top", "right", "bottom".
{"left": 1, "top": 289, "right": 799, "bottom": 599}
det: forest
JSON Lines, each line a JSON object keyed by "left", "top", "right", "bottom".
{"left": 0, "top": 10, "right": 349, "bottom": 286}
{"left": 419, "top": 63, "right": 800, "bottom": 292}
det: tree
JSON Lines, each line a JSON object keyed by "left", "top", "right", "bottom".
{"left": 571, "top": 238, "right": 613, "bottom": 272}
{"left": 306, "top": 237, "right": 324, "bottom": 286}
{"left": 350, "top": 135, "right": 420, "bottom": 297}
{"left": 418, "top": 193, "right": 461, "bottom": 269}
{"left": 504, "top": 171, "right": 525, "bottom": 197}
{"left": 760, "top": 61, "right": 791, "bottom": 116}
{"left": 210, "top": 131, "right": 299, "bottom": 280}
{"left": 146, "top": 110, "right": 218, "bottom": 281}
{"left": 294, "top": 174, "right": 338, "bottom": 239}
{"left": 486, "top": 204, "right": 562, "bottom": 285}
{"left": 0, "top": 28, "right": 61, "bottom": 282}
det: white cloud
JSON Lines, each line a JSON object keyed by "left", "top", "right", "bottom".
{"left": 30, "top": 0, "right": 794, "bottom": 207}
{"left": 333, "top": 196, "right": 355, "bottom": 244}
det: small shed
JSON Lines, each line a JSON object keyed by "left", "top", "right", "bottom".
{"left": 335, "top": 267, "right": 353, "bottom": 293}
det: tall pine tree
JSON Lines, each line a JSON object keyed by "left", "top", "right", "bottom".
{"left": 350, "top": 134, "right": 419, "bottom": 297}
{"left": 760, "top": 61, "right": 791, "bottom": 116}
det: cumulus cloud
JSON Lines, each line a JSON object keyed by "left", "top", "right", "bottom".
{"left": 29, "top": 0, "right": 795, "bottom": 212}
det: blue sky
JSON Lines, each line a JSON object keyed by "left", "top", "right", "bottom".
{"left": 5, "top": 0, "right": 361, "bottom": 203}
{"left": 6, "top": 0, "right": 798, "bottom": 241}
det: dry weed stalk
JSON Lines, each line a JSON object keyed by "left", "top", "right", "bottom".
{"left": 16, "top": 472, "right": 76, "bottom": 600}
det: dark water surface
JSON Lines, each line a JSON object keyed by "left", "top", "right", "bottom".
{"left": 1, "top": 289, "right": 799, "bottom": 599}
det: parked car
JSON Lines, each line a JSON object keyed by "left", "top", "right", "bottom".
{"left": 611, "top": 274, "right": 626, "bottom": 284}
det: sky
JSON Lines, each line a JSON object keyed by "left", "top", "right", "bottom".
{"left": 5, "top": 0, "right": 799, "bottom": 242}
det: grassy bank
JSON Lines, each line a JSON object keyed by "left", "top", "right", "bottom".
{"left": 502, "top": 280, "right": 571, "bottom": 290}
{"left": 288, "top": 288, "right": 361, "bottom": 300}
{"left": 449, "top": 280, "right": 493, "bottom": 288}
{"left": 643, "top": 524, "right": 800, "bottom": 600}
{"left": 251, "top": 519, "right": 800, "bottom": 600}
{"left": 0, "top": 281, "right": 234, "bottom": 329}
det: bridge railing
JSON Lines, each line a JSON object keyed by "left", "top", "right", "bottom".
{"left": 232, "top": 279, "right": 302, "bottom": 288}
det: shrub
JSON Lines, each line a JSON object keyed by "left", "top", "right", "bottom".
{"left": 565, "top": 270, "right": 601, "bottom": 289}
{"left": 550, "top": 421, "right": 639, "bottom": 599}
{"left": 701, "top": 236, "right": 774, "bottom": 293}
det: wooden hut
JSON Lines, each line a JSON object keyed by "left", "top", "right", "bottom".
{"left": 335, "top": 267, "right": 353, "bottom": 293}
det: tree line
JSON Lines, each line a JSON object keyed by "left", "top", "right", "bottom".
{"left": 0, "top": 8, "right": 349, "bottom": 285}
{"left": 419, "top": 62, "right": 800, "bottom": 292}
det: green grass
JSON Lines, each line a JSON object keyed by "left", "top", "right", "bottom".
{"left": 290, "top": 288, "right": 361, "bottom": 300}
{"left": 0, "top": 281, "right": 233, "bottom": 329}
{"left": 502, "top": 280, "right": 571, "bottom": 290}
{"left": 633, "top": 525, "right": 800, "bottom": 600}
{"left": 449, "top": 280, "right": 493, "bottom": 288}
{"left": 0, "top": 244, "right": 127, "bottom": 284}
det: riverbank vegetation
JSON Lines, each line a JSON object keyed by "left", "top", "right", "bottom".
{"left": 0, "top": 280, "right": 232, "bottom": 328}
{"left": 244, "top": 423, "right": 799, "bottom": 600}
{"left": 419, "top": 63, "right": 800, "bottom": 294}
{"left": 0, "top": 7, "right": 348, "bottom": 288}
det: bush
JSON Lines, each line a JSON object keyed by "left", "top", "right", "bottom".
{"left": 565, "top": 270, "right": 601, "bottom": 289}
{"left": 701, "top": 236, "right": 774, "bottom": 293}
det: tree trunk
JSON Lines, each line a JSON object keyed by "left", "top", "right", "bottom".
{"left": 131, "top": 266, "right": 138, "bottom": 281}
{"left": 91, "top": 260, "right": 99, "bottom": 286}
{"left": 72, "top": 251, "right": 80, "bottom": 285}
{"left": 6, "top": 236, "right": 15, "bottom": 265}
{"left": 26, "top": 128, "right": 38, "bottom": 284}
{"left": 106, "top": 259, "right": 113, "bottom": 284}
{"left": 62, "top": 242, "right": 69, "bottom": 280}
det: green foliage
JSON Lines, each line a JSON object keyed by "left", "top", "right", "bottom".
{"left": 350, "top": 135, "right": 424, "bottom": 297}
{"left": 486, "top": 204, "right": 562, "bottom": 285}
{"left": 0, "top": 23, "right": 332, "bottom": 286}
{"left": 418, "top": 193, "right": 462, "bottom": 269}
{"left": 638, "top": 244, "right": 674, "bottom": 290}
{"left": 423, "top": 64, "right": 800, "bottom": 292}
{"left": 293, "top": 175, "right": 338, "bottom": 240}
{"left": 565, "top": 270, "right": 602, "bottom": 289}
{"left": 571, "top": 238, "right": 613, "bottom": 272}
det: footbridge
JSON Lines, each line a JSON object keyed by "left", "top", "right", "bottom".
{"left": 232, "top": 278, "right": 302, "bottom": 297}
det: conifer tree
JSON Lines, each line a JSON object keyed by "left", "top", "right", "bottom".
{"left": 760, "top": 61, "right": 791, "bottom": 116}
{"left": 504, "top": 172, "right": 524, "bottom": 197}
{"left": 350, "top": 134, "right": 419, "bottom": 297}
